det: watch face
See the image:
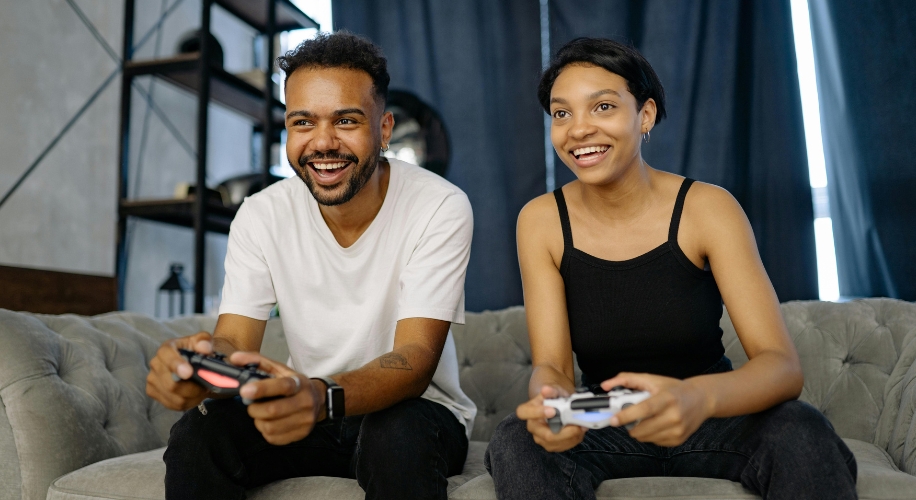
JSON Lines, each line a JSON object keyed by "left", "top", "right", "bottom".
{"left": 329, "top": 386, "right": 345, "bottom": 419}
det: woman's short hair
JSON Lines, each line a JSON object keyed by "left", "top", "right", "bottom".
{"left": 278, "top": 30, "right": 390, "bottom": 105}
{"left": 537, "top": 38, "right": 667, "bottom": 124}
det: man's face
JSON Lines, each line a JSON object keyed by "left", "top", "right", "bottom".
{"left": 284, "top": 67, "right": 393, "bottom": 206}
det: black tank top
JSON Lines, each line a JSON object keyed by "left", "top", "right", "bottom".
{"left": 555, "top": 178, "right": 725, "bottom": 383}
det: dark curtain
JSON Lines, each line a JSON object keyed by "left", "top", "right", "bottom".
{"left": 550, "top": 0, "right": 819, "bottom": 301}
{"left": 808, "top": 0, "right": 916, "bottom": 300}
{"left": 333, "top": 0, "right": 545, "bottom": 311}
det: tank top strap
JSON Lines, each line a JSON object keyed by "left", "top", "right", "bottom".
{"left": 668, "top": 178, "right": 696, "bottom": 242}
{"left": 553, "top": 188, "right": 574, "bottom": 250}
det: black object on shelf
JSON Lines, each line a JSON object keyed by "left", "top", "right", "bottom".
{"left": 156, "top": 263, "right": 193, "bottom": 317}
{"left": 177, "top": 30, "right": 225, "bottom": 68}
{"left": 116, "top": 0, "right": 318, "bottom": 313}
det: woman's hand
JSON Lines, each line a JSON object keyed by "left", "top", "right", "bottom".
{"left": 601, "top": 373, "right": 714, "bottom": 447}
{"left": 516, "top": 385, "right": 587, "bottom": 452}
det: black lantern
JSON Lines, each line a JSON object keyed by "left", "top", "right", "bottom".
{"left": 156, "top": 263, "right": 192, "bottom": 317}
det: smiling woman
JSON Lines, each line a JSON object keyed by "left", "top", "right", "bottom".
{"left": 484, "top": 37, "right": 857, "bottom": 500}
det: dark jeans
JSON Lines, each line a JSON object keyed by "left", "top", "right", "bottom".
{"left": 164, "top": 397, "right": 468, "bottom": 500}
{"left": 485, "top": 357, "right": 857, "bottom": 500}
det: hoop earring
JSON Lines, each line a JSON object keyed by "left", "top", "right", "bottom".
{"left": 381, "top": 144, "right": 389, "bottom": 153}
{"left": 643, "top": 131, "right": 650, "bottom": 144}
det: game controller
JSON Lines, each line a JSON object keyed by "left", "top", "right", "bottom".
{"left": 544, "top": 387, "right": 651, "bottom": 433}
{"left": 177, "top": 348, "right": 272, "bottom": 404}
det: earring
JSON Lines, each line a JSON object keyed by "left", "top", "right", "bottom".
{"left": 381, "top": 144, "right": 389, "bottom": 153}
{"left": 643, "top": 131, "right": 650, "bottom": 144}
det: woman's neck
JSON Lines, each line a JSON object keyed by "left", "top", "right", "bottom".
{"left": 576, "top": 156, "right": 656, "bottom": 225}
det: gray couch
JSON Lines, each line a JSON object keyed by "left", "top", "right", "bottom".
{"left": 2, "top": 299, "right": 916, "bottom": 499}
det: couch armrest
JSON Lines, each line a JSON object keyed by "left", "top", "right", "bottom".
{"left": 884, "top": 359, "right": 916, "bottom": 475}
{"left": 0, "top": 309, "right": 189, "bottom": 500}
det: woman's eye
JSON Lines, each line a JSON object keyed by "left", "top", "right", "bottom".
{"left": 552, "top": 110, "right": 568, "bottom": 119}
{"left": 598, "top": 103, "right": 613, "bottom": 111}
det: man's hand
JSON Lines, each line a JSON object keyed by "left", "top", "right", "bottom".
{"left": 146, "top": 332, "right": 213, "bottom": 411}
{"left": 601, "top": 373, "right": 714, "bottom": 447}
{"left": 516, "top": 385, "right": 587, "bottom": 452}
{"left": 229, "top": 351, "right": 325, "bottom": 446}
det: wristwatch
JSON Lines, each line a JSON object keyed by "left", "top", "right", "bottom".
{"left": 311, "top": 376, "right": 345, "bottom": 420}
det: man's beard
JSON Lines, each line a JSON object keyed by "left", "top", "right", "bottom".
{"left": 294, "top": 148, "right": 381, "bottom": 206}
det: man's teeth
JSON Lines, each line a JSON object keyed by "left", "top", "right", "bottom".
{"left": 312, "top": 162, "right": 348, "bottom": 170}
{"left": 573, "top": 146, "right": 610, "bottom": 158}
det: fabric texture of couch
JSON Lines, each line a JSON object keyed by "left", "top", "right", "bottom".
{"left": 1, "top": 299, "right": 915, "bottom": 499}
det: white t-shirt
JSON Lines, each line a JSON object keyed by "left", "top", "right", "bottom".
{"left": 218, "top": 158, "right": 477, "bottom": 437}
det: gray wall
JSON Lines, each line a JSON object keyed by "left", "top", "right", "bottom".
{"left": 0, "top": 0, "right": 262, "bottom": 317}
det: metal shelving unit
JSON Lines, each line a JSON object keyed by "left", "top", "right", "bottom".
{"left": 116, "top": 0, "right": 317, "bottom": 312}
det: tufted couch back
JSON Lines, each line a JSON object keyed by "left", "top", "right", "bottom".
{"left": 1, "top": 299, "right": 915, "bottom": 500}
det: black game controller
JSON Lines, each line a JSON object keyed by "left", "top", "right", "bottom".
{"left": 177, "top": 348, "right": 272, "bottom": 404}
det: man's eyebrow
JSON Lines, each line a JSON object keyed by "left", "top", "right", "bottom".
{"left": 587, "top": 89, "right": 621, "bottom": 100}
{"left": 285, "top": 108, "right": 367, "bottom": 120}
{"left": 286, "top": 110, "right": 315, "bottom": 119}
{"left": 333, "top": 108, "right": 366, "bottom": 117}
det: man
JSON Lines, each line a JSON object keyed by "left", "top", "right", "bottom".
{"left": 146, "top": 31, "right": 476, "bottom": 500}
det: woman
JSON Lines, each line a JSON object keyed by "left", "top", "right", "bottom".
{"left": 484, "top": 38, "right": 857, "bottom": 500}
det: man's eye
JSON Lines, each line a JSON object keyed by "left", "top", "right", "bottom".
{"left": 597, "top": 103, "right": 614, "bottom": 111}
{"left": 338, "top": 118, "right": 356, "bottom": 125}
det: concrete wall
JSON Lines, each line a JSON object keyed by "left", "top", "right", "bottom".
{"left": 0, "top": 0, "right": 263, "bottom": 317}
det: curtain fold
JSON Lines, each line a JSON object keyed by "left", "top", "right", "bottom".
{"left": 333, "top": 0, "right": 545, "bottom": 311}
{"left": 550, "top": 0, "right": 818, "bottom": 301}
{"left": 808, "top": 0, "right": 916, "bottom": 300}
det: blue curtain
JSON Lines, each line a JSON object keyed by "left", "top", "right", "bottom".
{"left": 332, "top": 0, "right": 546, "bottom": 311}
{"left": 550, "top": 0, "right": 819, "bottom": 301}
{"left": 333, "top": 0, "right": 819, "bottom": 306}
{"left": 808, "top": 0, "right": 916, "bottom": 300}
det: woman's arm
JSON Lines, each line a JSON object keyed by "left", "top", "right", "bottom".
{"left": 514, "top": 194, "right": 587, "bottom": 451}
{"left": 605, "top": 183, "right": 803, "bottom": 446}
{"left": 684, "top": 183, "right": 803, "bottom": 415}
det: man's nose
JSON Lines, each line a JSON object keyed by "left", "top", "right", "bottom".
{"left": 311, "top": 123, "right": 340, "bottom": 151}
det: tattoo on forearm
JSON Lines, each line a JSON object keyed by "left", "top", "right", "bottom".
{"left": 380, "top": 353, "right": 412, "bottom": 370}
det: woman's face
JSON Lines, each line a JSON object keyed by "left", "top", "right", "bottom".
{"left": 549, "top": 64, "right": 654, "bottom": 185}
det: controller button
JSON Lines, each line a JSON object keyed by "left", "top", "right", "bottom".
{"left": 243, "top": 363, "right": 260, "bottom": 371}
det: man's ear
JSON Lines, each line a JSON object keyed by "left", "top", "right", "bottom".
{"left": 380, "top": 110, "right": 395, "bottom": 149}
{"left": 640, "top": 98, "right": 657, "bottom": 135}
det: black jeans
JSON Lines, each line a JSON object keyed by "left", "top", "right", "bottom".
{"left": 485, "top": 358, "right": 857, "bottom": 500}
{"left": 164, "top": 397, "right": 468, "bottom": 500}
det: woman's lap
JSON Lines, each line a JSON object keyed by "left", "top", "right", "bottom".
{"left": 485, "top": 400, "right": 857, "bottom": 500}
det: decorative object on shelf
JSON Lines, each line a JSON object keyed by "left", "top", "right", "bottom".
{"left": 176, "top": 30, "right": 225, "bottom": 68}
{"left": 383, "top": 90, "right": 451, "bottom": 177}
{"left": 156, "top": 263, "right": 192, "bottom": 318}
{"left": 216, "top": 172, "right": 284, "bottom": 206}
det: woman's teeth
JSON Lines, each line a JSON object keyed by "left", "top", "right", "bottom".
{"left": 573, "top": 146, "right": 609, "bottom": 159}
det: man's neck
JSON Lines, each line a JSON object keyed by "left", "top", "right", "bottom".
{"left": 317, "top": 160, "right": 390, "bottom": 248}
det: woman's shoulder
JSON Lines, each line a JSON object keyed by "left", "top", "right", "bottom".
{"left": 681, "top": 178, "right": 745, "bottom": 224}
{"left": 518, "top": 191, "right": 562, "bottom": 227}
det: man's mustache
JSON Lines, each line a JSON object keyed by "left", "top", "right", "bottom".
{"left": 298, "top": 152, "right": 360, "bottom": 168}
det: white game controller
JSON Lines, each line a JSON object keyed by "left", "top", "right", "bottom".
{"left": 544, "top": 387, "right": 651, "bottom": 433}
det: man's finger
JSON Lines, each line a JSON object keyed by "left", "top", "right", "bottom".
{"left": 228, "top": 351, "right": 296, "bottom": 377}
{"left": 239, "top": 374, "right": 302, "bottom": 402}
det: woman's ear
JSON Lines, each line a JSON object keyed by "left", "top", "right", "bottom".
{"left": 640, "top": 98, "right": 657, "bottom": 135}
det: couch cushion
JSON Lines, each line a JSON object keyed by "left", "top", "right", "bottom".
{"left": 47, "top": 441, "right": 489, "bottom": 500}
{"left": 47, "top": 438, "right": 916, "bottom": 500}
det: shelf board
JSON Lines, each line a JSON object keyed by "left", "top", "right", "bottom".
{"left": 215, "top": 0, "right": 319, "bottom": 32}
{"left": 120, "top": 197, "right": 238, "bottom": 234}
{"left": 125, "top": 53, "right": 286, "bottom": 125}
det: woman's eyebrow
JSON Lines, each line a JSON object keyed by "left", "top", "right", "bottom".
{"left": 587, "top": 89, "right": 621, "bottom": 100}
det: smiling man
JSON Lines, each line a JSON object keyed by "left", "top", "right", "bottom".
{"left": 145, "top": 31, "right": 476, "bottom": 500}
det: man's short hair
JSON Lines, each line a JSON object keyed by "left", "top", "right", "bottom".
{"left": 278, "top": 31, "right": 390, "bottom": 104}
{"left": 537, "top": 37, "right": 667, "bottom": 124}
